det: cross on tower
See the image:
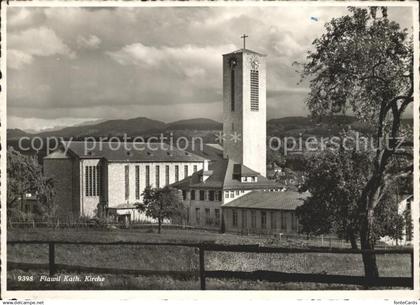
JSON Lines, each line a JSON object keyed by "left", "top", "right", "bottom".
{"left": 241, "top": 34, "right": 248, "bottom": 49}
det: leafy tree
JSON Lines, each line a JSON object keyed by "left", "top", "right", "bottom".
{"left": 136, "top": 186, "right": 185, "bottom": 233}
{"left": 7, "top": 147, "right": 55, "bottom": 219}
{"left": 300, "top": 7, "right": 413, "bottom": 278}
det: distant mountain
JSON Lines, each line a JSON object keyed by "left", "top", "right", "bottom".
{"left": 7, "top": 115, "right": 412, "bottom": 142}
{"left": 166, "top": 118, "right": 222, "bottom": 131}
{"left": 7, "top": 128, "right": 31, "bottom": 140}
{"left": 36, "top": 117, "right": 167, "bottom": 138}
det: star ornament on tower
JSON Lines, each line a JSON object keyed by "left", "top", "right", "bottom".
{"left": 230, "top": 131, "right": 242, "bottom": 144}
{"left": 215, "top": 131, "right": 226, "bottom": 144}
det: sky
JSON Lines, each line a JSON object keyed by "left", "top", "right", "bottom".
{"left": 7, "top": 5, "right": 413, "bottom": 132}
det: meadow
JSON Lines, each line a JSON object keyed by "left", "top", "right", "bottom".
{"left": 7, "top": 227, "right": 411, "bottom": 290}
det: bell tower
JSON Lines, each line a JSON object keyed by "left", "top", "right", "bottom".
{"left": 222, "top": 37, "right": 267, "bottom": 177}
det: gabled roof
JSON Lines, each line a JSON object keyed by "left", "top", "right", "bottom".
{"left": 222, "top": 191, "right": 309, "bottom": 210}
{"left": 186, "top": 143, "right": 224, "bottom": 161}
{"left": 171, "top": 159, "right": 229, "bottom": 189}
{"left": 233, "top": 163, "right": 260, "bottom": 177}
{"left": 51, "top": 141, "right": 207, "bottom": 163}
{"left": 172, "top": 158, "right": 281, "bottom": 191}
{"left": 223, "top": 159, "right": 279, "bottom": 190}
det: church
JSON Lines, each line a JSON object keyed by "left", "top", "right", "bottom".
{"left": 43, "top": 42, "right": 307, "bottom": 234}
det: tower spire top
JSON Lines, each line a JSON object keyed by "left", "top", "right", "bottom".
{"left": 241, "top": 34, "right": 248, "bottom": 49}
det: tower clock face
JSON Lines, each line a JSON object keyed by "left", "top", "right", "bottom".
{"left": 250, "top": 56, "right": 259, "bottom": 70}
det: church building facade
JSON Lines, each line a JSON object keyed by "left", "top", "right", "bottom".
{"left": 43, "top": 44, "right": 306, "bottom": 234}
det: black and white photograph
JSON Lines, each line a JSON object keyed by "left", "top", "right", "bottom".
{"left": 1, "top": 0, "right": 418, "bottom": 298}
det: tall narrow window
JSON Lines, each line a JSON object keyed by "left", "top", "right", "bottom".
{"left": 250, "top": 70, "right": 259, "bottom": 111}
{"left": 191, "top": 190, "right": 196, "bottom": 200}
{"left": 205, "top": 208, "right": 211, "bottom": 225}
{"left": 165, "top": 165, "right": 170, "bottom": 186}
{"left": 242, "top": 210, "right": 247, "bottom": 229}
{"left": 193, "top": 165, "right": 197, "bottom": 173}
{"left": 155, "top": 165, "right": 160, "bottom": 188}
{"left": 195, "top": 208, "right": 201, "bottom": 225}
{"left": 135, "top": 165, "right": 140, "bottom": 200}
{"left": 92, "top": 166, "right": 96, "bottom": 196}
{"left": 271, "top": 212, "right": 277, "bottom": 230}
{"left": 145, "top": 165, "right": 150, "bottom": 187}
{"left": 85, "top": 165, "right": 101, "bottom": 197}
{"left": 97, "top": 166, "right": 101, "bottom": 196}
{"left": 85, "top": 167, "right": 89, "bottom": 196}
{"left": 231, "top": 68, "right": 235, "bottom": 111}
{"left": 125, "top": 165, "right": 129, "bottom": 200}
{"left": 261, "top": 211, "right": 267, "bottom": 229}
{"left": 175, "top": 165, "right": 179, "bottom": 182}
{"left": 251, "top": 211, "right": 256, "bottom": 229}
{"left": 281, "top": 211, "right": 287, "bottom": 230}
{"left": 214, "top": 209, "right": 220, "bottom": 226}
{"left": 184, "top": 165, "right": 188, "bottom": 178}
{"left": 291, "top": 212, "right": 297, "bottom": 231}
{"left": 209, "top": 191, "right": 215, "bottom": 201}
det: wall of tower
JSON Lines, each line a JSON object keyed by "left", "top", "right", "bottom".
{"left": 222, "top": 50, "right": 267, "bottom": 177}
{"left": 222, "top": 53, "right": 243, "bottom": 164}
{"left": 241, "top": 52, "right": 266, "bottom": 177}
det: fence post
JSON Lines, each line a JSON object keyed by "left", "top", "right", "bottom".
{"left": 411, "top": 251, "right": 414, "bottom": 281}
{"left": 49, "top": 242, "right": 56, "bottom": 276}
{"left": 199, "top": 246, "right": 206, "bottom": 290}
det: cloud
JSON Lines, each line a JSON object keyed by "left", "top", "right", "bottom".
{"left": 7, "top": 6, "right": 414, "bottom": 131}
{"left": 107, "top": 43, "right": 235, "bottom": 70}
{"left": 8, "top": 49, "right": 33, "bottom": 70}
{"left": 77, "top": 34, "right": 101, "bottom": 49}
{"left": 8, "top": 26, "right": 75, "bottom": 69}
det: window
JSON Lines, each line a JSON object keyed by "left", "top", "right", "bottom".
{"left": 190, "top": 190, "right": 196, "bottom": 200}
{"left": 182, "top": 190, "right": 186, "bottom": 200}
{"left": 215, "top": 209, "right": 220, "bottom": 226}
{"left": 271, "top": 212, "right": 277, "bottom": 230}
{"left": 250, "top": 70, "right": 259, "bottom": 111}
{"left": 231, "top": 68, "right": 235, "bottom": 111}
{"left": 261, "top": 211, "right": 267, "bottom": 229}
{"left": 232, "top": 209, "right": 238, "bottom": 227}
{"left": 230, "top": 191, "right": 234, "bottom": 198}
{"left": 281, "top": 211, "right": 287, "bottom": 230}
{"left": 135, "top": 165, "right": 140, "bottom": 200}
{"left": 216, "top": 191, "right": 222, "bottom": 201}
{"left": 291, "top": 212, "right": 297, "bottom": 231}
{"left": 199, "top": 190, "right": 205, "bottom": 201}
{"left": 184, "top": 165, "right": 188, "bottom": 178}
{"left": 175, "top": 165, "right": 179, "bottom": 182}
{"left": 155, "top": 165, "right": 160, "bottom": 188}
{"left": 165, "top": 165, "right": 170, "bottom": 186}
{"left": 205, "top": 208, "right": 211, "bottom": 225}
{"left": 193, "top": 165, "right": 198, "bottom": 173}
{"left": 225, "top": 192, "right": 229, "bottom": 199}
{"left": 125, "top": 165, "right": 129, "bottom": 200}
{"left": 85, "top": 165, "right": 101, "bottom": 197}
{"left": 195, "top": 208, "right": 201, "bottom": 225}
{"left": 242, "top": 210, "right": 247, "bottom": 229}
{"left": 209, "top": 190, "right": 215, "bottom": 201}
{"left": 145, "top": 165, "right": 150, "bottom": 187}
{"left": 251, "top": 211, "right": 256, "bottom": 229}
{"left": 235, "top": 190, "right": 239, "bottom": 196}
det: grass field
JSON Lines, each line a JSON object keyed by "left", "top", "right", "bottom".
{"left": 7, "top": 227, "right": 412, "bottom": 290}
